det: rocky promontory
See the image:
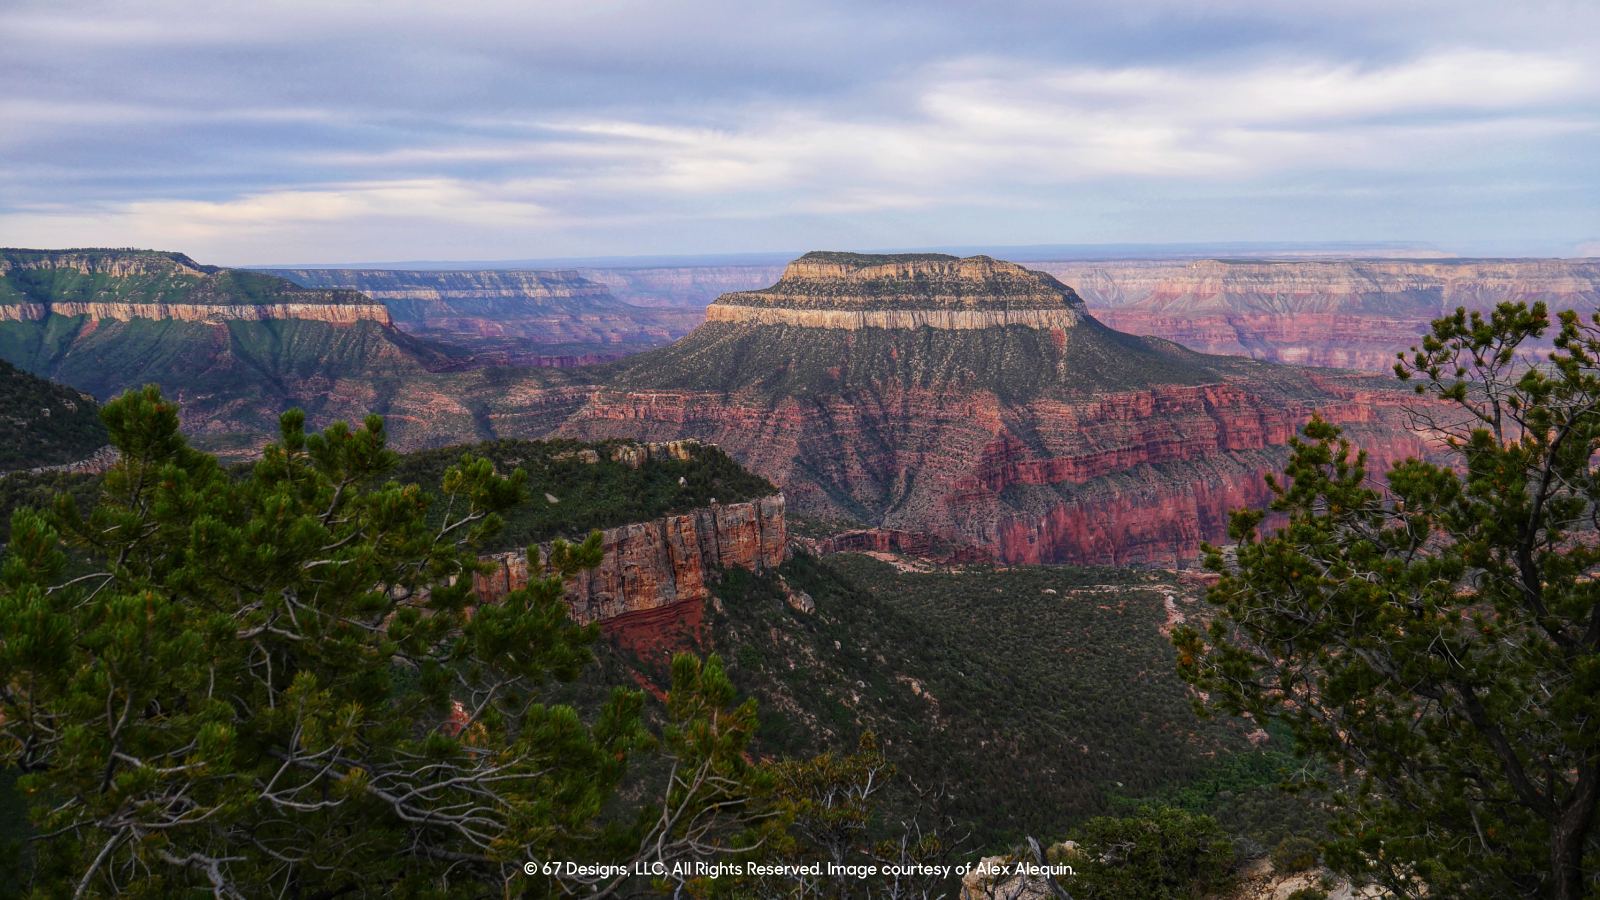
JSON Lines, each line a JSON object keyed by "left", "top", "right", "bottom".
{"left": 702, "top": 252, "right": 1089, "bottom": 329}
{"left": 472, "top": 494, "right": 788, "bottom": 625}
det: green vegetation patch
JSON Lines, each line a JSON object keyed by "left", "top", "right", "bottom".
{"left": 0, "top": 360, "right": 108, "bottom": 471}
{"left": 0, "top": 249, "right": 366, "bottom": 307}
{"left": 612, "top": 319, "right": 1217, "bottom": 400}
{"left": 695, "top": 552, "right": 1328, "bottom": 851}
{"left": 389, "top": 437, "right": 777, "bottom": 551}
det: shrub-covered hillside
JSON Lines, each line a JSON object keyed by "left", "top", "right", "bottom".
{"left": 0, "top": 360, "right": 107, "bottom": 471}
{"left": 642, "top": 552, "right": 1333, "bottom": 851}
{"left": 376, "top": 437, "right": 776, "bottom": 551}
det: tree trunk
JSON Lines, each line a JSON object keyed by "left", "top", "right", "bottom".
{"left": 1550, "top": 775, "right": 1598, "bottom": 900}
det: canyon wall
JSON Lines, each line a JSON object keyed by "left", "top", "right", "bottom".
{"left": 576, "top": 265, "right": 786, "bottom": 308}
{"left": 269, "top": 267, "right": 705, "bottom": 359}
{"left": 471, "top": 495, "right": 788, "bottom": 624}
{"left": 0, "top": 301, "right": 391, "bottom": 325}
{"left": 550, "top": 252, "right": 1440, "bottom": 568}
{"left": 0, "top": 249, "right": 217, "bottom": 278}
{"left": 556, "top": 256, "right": 1600, "bottom": 372}
{"left": 1032, "top": 258, "right": 1600, "bottom": 371}
{"left": 566, "top": 374, "right": 1431, "bottom": 568}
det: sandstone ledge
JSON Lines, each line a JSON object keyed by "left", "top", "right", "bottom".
{"left": 704, "top": 304, "right": 1086, "bottom": 330}
{"left": 0, "top": 301, "right": 393, "bottom": 326}
{"left": 473, "top": 495, "right": 788, "bottom": 624}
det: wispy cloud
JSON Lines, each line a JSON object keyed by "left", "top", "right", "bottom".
{"left": 1, "top": 0, "right": 1596, "bottom": 262}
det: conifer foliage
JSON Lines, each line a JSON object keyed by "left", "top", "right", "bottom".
{"left": 0, "top": 387, "right": 771, "bottom": 898}
{"left": 1176, "top": 302, "right": 1600, "bottom": 900}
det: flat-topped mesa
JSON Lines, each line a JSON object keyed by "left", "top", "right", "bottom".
{"left": 0, "top": 248, "right": 392, "bottom": 325}
{"left": 0, "top": 248, "right": 217, "bottom": 279}
{"left": 704, "top": 252, "right": 1089, "bottom": 330}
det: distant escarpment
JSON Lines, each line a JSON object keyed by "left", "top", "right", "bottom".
{"left": 1034, "top": 258, "right": 1600, "bottom": 370}
{"left": 267, "top": 268, "right": 703, "bottom": 364}
{"left": 2, "top": 249, "right": 391, "bottom": 324}
{"left": 553, "top": 252, "right": 1435, "bottom": 567}
{"left": 0, "top": 249, "right": 486, "bottom": 442}
{"left": 576, "top": 265, "right": 786, "bottom": 309}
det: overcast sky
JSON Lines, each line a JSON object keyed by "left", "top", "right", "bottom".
{"left": 1, "top": 0, "right": 1597, "bottom": 265}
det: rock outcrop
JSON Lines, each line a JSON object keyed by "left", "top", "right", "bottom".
{"left": 1033, "top": 258, "right": 1600, "bottom": 371}
{"left": 720, "top": 252, "right": 1088, "bottom": 311}
{"left": 471, "top": 495, "right": 788, "bottom": 624}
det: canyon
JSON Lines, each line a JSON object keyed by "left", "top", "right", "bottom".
{"left": 268, "top": 267, "right": 704, "bottom": 363}
{"left": 537, "top": 256, "right": 1600, "bottom": 372}
{"left": 0, "top": 301, "right": 390, "bottom": 325}
{"left": 550, "top": 252, "right": 1438, "bottom": 567}
{"left": 0, "top": 249, "right": 487, "bottom": 441}
{"left": 0, "top": 248, "right": 1459, "bottom": 567}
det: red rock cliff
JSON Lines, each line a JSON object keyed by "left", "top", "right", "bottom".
{"left": 472, "top": 495, "right": 788, "bottom": 624}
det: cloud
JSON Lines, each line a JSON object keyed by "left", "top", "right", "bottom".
{"left": 0, "top": 1, "right": 1596, "bottom": 261}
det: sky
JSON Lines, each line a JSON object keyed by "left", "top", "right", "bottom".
{"left": 1, "top": 0, "right": 1597, "bottom": 265}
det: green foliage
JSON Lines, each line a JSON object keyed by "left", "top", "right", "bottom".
{"left": 390, "top": 437, "right": 777, "bottom": 551}
{"left": 0, "top": 249, "right": 209, "bottom": 306}
{"left": 1066, "top": 806, "right": 1236, "bottom": 900}
{"left": 731, "top": 733, "right": 964, "bottom": 900}
{"left": 0, "top": 387, "right": 771, "bottom": 897}
{"left": 0, "top": 359, "right": 107, "bottom": 471}
{"left": 1176, "top": 301, "right": 1600, "bottom": 900}
{"left": 703, "top": 553, "right": 1307, "bottom": 851}
{"left": 0, "top": 249, "right": 358, "bottom": 308}
{"left": 1271, "top": 836, "right": 1319, "bottom": 873}
{"left": 1284, "top": 890, "right": 1328, "bottom": 900}
{"left": 1106, "top": 718, "right": 1338, "bottom": 852}
{"left": 0, "top": 470, "right": 99, "bottom": 543}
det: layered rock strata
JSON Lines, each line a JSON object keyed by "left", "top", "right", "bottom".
{"left": 722, "top": 252, "right": 1087, "bottom": 311}
{"left": 472, "top": 495, "right": 788, "bottom": 624}
{"left": 576, "top": 265, "right": 786, "bottom": 308}
{"left": 553, "top": 252, "right": 1439, "bottom": 567}
{"left": 1033, "top": 258, "right": 1600, "bottom": 371}
{"left": 268, "top": 268, "right": 703, "bottom": 352}
{"left": 0, "top": 249, "right": 485, "bottom": 444}
{"left": 0, "top": 301, "right": 390, "bottom": 325}
{"left": 703, "top": 305, "right": 1084, "bottom": 330}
